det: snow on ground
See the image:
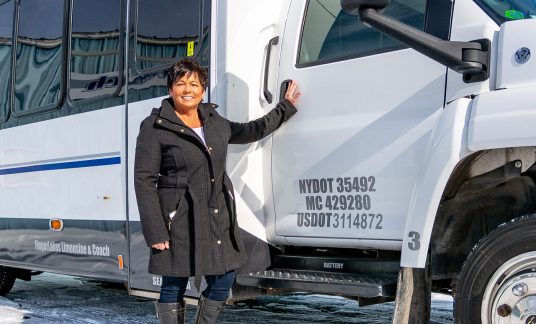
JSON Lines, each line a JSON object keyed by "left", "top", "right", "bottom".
{"left": 0, "top": 273, "right": 453, "bottom": 323}
{"left": 0, "top": 306, "right": 26, "bottom": 324}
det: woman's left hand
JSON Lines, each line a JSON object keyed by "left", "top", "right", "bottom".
{"left": 284, "top": 80, "right": 301, "bottom": 107}
{"left": 152, "top": 241, "right": 169, "bottom": 250}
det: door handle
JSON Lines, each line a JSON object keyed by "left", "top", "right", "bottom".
{"left": 263, "top": 36, "right": 279, "bottom": 104}
{"left": 279, "top": 79, "right": 292, "bottom": 102}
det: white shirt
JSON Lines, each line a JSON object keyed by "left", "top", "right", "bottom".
{"left": 192, "top": 126, "right": 206, "bottom": 146}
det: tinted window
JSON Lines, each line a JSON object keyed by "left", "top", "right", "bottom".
{"left": 475, "top": 0, "right": 536, "bottom": 24}
{"left": 14, "top": 0, "right": 65, "bottom": 114}
{"left": 136, "top": 0, "right": 202, "bottom": 71}
{"left": 0, "top": 0, "right": 14, "bottom": 121}
{"left": 199, "top": 0, "right": 211, "bottom": 67}
{"left": 298, "top": 0, "right": 426, "bottom": 66}
{"left": 70, "top": 0, "right": 122, "bottom": 101}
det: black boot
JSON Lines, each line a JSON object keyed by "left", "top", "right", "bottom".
{"left": 155, "top": 301, "right": 186, "bottom": 324}
{"left": 194, "top": 295, "right": 225, "bottom": 324}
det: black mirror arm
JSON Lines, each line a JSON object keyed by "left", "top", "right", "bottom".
{"left": 359, "top": 8, "right": 490, "bottom": 83}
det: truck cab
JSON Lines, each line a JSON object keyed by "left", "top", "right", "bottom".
{"left": 215, "top": 0, "right": 536, "bottom": 322}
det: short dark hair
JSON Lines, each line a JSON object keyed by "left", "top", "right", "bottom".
{"left": 167, "top": 58, "right": 208, "bottom": 90}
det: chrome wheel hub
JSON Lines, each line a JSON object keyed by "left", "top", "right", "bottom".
{"left": 481, "top": 252, "right": 536, "bottom": 323}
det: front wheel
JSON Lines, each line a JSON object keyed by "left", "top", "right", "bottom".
{"left": 0, "top": 265, "right": 16, "bottom": 295}
{"left": 454, "top": 214, "right": 536, "bottom": 323}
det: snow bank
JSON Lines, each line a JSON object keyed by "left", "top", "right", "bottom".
{"left": 0, "top": 306, "right": 25, "bottom": 323}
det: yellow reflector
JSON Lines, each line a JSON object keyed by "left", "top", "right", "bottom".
{"left": 49, "top": 219, "right": 63, "bottom": 231}
{"left": 118, "top": 255, "right": 124, "bottom": 269}
{"left": 187, "top": 41, "right": 195, "bottom": 56}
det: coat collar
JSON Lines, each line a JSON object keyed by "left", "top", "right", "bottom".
{"left": 157, "top": 97, "right": 218, "bottom": 127}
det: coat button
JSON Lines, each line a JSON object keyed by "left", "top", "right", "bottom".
{"left": 208, "top": 146, "right": 213, "bottom": 151}
{"left": 210, "top": 178, "right": 215, "bottom": 183}
{"left": 217, "top": 240, "right": 222, "bottom": 245}
{"left": 180, "top": 128, "right": 185, "bottom": 133}
{"left": 214, "top": 209, "right": 219, "bottom": 214}
{"left": 157, "top": 119, "right": 162, "bottom": 124}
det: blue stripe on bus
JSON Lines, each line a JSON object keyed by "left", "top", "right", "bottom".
{"left": 0, "top": 156, "right": 121, "bottom": 175}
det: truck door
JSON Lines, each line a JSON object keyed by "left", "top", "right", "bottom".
{"left": 271, "top": 0, "right": 449, "bottom": 245}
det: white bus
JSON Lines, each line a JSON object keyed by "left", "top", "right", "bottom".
{"left": 2, "top": 0, "right": 536, "bottom": 323}
{"left": 0, "top": 0, "right": 211, "bottom": 298}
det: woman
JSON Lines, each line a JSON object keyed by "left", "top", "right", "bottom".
{"left": 134, "top": 58, "right": 300, "bottom": 324}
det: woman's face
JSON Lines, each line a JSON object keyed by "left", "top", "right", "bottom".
{"left": 169, "top": 72, "right": 205, "bottom": 111}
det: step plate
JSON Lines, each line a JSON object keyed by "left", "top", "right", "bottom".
{"left": 237, "top": 270, "right": 397, "bottom": 298}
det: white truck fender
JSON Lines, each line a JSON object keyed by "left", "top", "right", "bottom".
{"left": 401, "top": 86, "right": 536, "bottom": 268}
{"left": 400, "top": 98, "right": 472, "bottom": 268}
{"left": 468, "top": 87, "right": 536, "bottom": 151}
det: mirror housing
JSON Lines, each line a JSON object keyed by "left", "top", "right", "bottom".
{"left": 341, "top": 0, "right": 389, "bottom": 15}
{"left": 340, "top": 0, "right": 490, "bottom": 83}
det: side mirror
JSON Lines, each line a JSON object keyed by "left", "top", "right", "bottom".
{"left": 341, "top": 0, "right": 390, "bottom": 15}
{"left": 340, "top": 0, "right": 490, "bottom": 83}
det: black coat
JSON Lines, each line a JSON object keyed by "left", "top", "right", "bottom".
{"left": 134, "top": 98, "right": 296, "bottom": 289}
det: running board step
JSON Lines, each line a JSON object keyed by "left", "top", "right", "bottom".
{"left": 272, "top": 255, "right": 400, "bottom": 274}
{"left": 236, "top": 270, "right": 397, "bottom": 298}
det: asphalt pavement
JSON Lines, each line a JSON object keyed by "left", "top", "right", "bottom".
{"left": 0, "top": 273, "right": 454, "bottom": 323}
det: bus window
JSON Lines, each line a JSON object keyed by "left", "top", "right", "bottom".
{"left": 199, "top": 0, "right": 211, "bottom": 67}
{"left": 70, "top": 0, "right": 122, "bottom": 101}
{"left": 14, "top": 0, "right": 65, "bottom": 115}
{"left": 135, "top": 0, "right": 203, "bottom": 71}
{"left": 0, "top": 0, "right": 14, "bottom": 122}
{"left": 297, "top": 0, "right": 426, "bottom": 67}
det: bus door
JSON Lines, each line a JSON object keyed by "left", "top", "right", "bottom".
{"left": 270, "top": 0, "right": 448, "bottom": 246}
{"left": 126, "top": 0, "right": 211, "bottom": 295}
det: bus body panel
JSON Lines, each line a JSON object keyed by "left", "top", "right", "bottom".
{"left": 0, "top": 104, "right": 129, "bottom": 280}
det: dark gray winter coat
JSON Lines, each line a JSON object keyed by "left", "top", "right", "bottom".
{"left": 134, "top": 98, "right": 296, "bottom": 289}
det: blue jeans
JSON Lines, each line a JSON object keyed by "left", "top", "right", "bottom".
{"left": 159, "top": 271, "right": 236, "bottom": 302}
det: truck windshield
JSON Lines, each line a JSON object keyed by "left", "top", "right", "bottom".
{"left": 475, "top": 0, "right": 536, "bottom": 24}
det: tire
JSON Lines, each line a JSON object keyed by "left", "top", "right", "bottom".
{"left": 454, "top": 214, "right": 536, "bottom": 323}
{"left": 0, "top": 265, "right": 16, "bottom": 295}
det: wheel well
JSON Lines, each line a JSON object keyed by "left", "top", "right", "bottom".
{"left": 430, "top": 147, "right": 536, "bottom": 285}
